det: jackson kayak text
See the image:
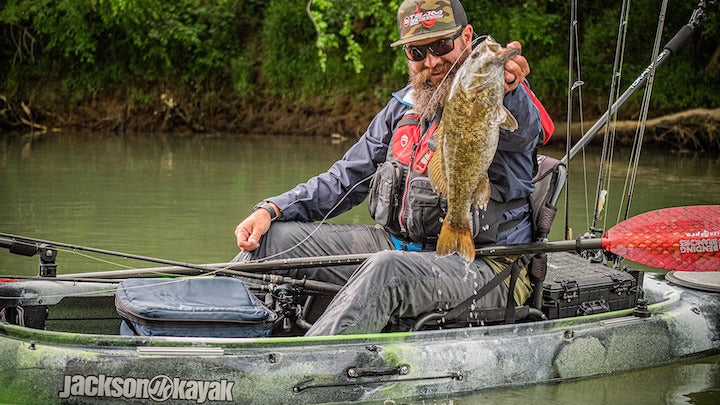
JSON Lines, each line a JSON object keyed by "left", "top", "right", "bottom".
{"left": 58, "top": 374, "right": 234, "bottom": 403}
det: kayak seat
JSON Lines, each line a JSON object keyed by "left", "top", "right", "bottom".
{"left": 527, "top": 155, "right": 567, "bottom": 309}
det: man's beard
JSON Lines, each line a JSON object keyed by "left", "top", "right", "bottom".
{"left": 409, "top": 54, "right": 467, "bottom": 119}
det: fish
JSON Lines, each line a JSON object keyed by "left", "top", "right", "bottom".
{"left": 428, "top": 37, "right": 519, "bottom": 262}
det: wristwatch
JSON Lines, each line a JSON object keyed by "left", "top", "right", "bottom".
{"left": 253, "top": 201, "right": 279, "bottom": 222}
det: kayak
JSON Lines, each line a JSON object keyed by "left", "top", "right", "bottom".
{"left": 1, "top": 251, "right": 718, "bottom": 404}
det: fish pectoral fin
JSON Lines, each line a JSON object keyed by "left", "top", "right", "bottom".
{"left": 473, "top": 174, "right": 492, "bottom": 210}
{"left": 494, "top": 105, "right": 518, "bottom": 131}
{"left": 428, "top": 123, "right": 448, "bottom": 195}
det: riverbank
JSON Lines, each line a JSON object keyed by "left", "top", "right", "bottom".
{"left": 1, "top": 93, "right": 718, "bottom": 152}
{"left": 0, "top": 91, "right": 380, "bottom": 137}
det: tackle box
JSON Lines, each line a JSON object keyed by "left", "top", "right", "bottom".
{"left": 116, "top": 277, "right": 275, "bottom": 337}
{"left": 542, "top": 252, "right": 639, "bottom": 319}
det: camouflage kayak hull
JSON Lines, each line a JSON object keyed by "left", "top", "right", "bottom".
{"left": 1, "top": 264, "right": 719, "bottom": 403}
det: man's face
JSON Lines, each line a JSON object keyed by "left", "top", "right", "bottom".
{"left": 406, "top": 26, "right": 472, "bottom": 118}
{"left": 406, "top": 27, "right": 471, "bottom": 86}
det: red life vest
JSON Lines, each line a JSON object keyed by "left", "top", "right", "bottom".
{"left": 521, "top": 81, "right": 554, "bottom": 145}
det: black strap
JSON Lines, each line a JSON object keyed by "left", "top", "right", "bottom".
{"left": 397, "top": 116, "right": 421, "bottom": 127}
{"left": 503, "top": 254, "right": 531, "bottom": 324}
{"left": 443, "top": 254, "right": 531, "bottom": 322}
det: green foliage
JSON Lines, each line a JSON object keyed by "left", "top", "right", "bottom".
{"left": 261, "top": 0, "right": 405, "bottom": 100}
{"left": 308, "top": 0, "right": 402, "bottom": 74}
{"left": 260, "top": 0, "right": 323, "bottom": 98}
{"left": 0, "top": 0, "right": 717, "bottom": 117}
{"left": 0, "top": 0, "right": 264, "bottom": 99}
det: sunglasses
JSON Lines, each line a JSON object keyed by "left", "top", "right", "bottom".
{"left": 403, "top": 28, "right": 464, "bottom": 62}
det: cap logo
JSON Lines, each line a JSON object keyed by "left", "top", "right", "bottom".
{"left": 403, "top": 5, "right": 444, "bottom": 28}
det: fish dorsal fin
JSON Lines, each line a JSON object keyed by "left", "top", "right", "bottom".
{"left": 493, "top": 105, "right": 518, "bottom": 131}
{"left": 428, "top": 122, "right": 448, "bottom": 196}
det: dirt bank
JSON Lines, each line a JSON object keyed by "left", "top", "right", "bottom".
{"left": 0, "top": 90, "right": 384, "bottom": 136}
{"left": 2, "top": 92, "right": 718, "bottom": 151}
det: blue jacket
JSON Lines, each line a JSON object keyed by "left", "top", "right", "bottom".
{"left": 269, "top": 83, "right": 542, "bottom": 244}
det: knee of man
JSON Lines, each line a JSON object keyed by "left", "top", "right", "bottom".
{"left": 351, "top": 250, "right": 409, "bottom": 286}
{"left": 366, "top": 250, "right": 405, "bottom": 268}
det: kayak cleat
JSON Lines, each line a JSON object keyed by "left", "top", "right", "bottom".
{"left": 632, "top": 298, "right": 651, "bottom": 318}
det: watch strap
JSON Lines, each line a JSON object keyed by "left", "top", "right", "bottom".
{"left": 253, "top": 201, "right": 278, "bottom": 222}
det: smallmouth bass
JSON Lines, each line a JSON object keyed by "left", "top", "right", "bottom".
{"left": 428, "top": 37, "right": 519, "bottom": 262}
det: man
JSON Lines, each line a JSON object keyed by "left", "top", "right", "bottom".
{"left": 234, "top": 0, "right": 542, "bottom": 336}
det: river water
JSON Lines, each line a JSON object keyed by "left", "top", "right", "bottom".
{"left": 0, "top": 132, "right": 718, "bottom": 403}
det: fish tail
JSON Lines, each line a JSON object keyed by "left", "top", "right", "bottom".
{"left": 436, "top": 222, "right": 476, "bottom": 262}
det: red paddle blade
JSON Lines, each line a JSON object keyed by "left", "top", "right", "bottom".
{"left": 602, "top": 205, "right": 720, "bottom": 271}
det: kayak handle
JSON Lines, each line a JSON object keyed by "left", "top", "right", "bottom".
{"left": 346, "top": 364, "right": 410, "bottom": 378}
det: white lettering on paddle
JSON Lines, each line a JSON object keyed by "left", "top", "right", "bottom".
{"left": 679, "top": 238, "right": 719, "bottom": 254}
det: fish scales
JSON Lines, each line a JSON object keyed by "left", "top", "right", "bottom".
{"left": 428, "top": 37, "right": 519, "bottom": 262}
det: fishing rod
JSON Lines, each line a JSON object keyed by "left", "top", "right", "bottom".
{"left": 2, "top": 206, "right": 717, "bottom": 283}
{"left": 561, "top": 0, "right": 716, "bottom": 166}
{"left": 0, "top": 233, "right": 341, "bottom": 293}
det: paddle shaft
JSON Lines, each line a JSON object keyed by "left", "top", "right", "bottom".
{"left": 56, "top": 238, "right": 603, "bottom": 279}
{"left": 1, "top": 232, "right": 601, "bottom": 279}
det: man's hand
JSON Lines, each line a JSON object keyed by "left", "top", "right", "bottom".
{"left": 503, "top": 41, "right": 529, "bottom": 93}
{"left": 235, "top": 209, "right": 272, "bottom": 251}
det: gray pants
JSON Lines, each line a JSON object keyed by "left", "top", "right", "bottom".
{"left": 233, "top": 222, "right": 509, "bottom": 336}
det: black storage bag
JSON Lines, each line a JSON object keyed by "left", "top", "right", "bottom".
{"left": 116, "top": 277, "right": 274, "bottom": 337}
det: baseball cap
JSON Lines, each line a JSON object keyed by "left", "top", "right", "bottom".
{"left": 390, "top": 0, "right": 468, "bottom": 47}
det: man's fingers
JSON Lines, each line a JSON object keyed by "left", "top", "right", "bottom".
{"left": 235, "top": 225, "right": 254, "bottom": 250}
{"left": 504, "top": 62, "right": 519, "bottom": 84}
{"left": 506, "top": 41, "right": 522, "bottom": 52}
{"left": 502, "top": 42, "right": 530, "bottom": 93}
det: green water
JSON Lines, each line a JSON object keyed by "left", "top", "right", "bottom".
{"left": 1, "top": 132, "right": 719, "bottom": 403}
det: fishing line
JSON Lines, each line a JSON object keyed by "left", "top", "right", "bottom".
{"left": 57, "top": 244, "right": 229, "bottom": 278}
{"left": 420, "top": 33, "right": 487, "bottom": 122}
{"left": 594, "top": 0, "right": 633, "bottom": 235}
{"left": 8, "top": 171, "right": 375, "bottom": 297}
{"left": 617, "top": 0, "right": 668, "bottom": 225}
{"left": 564, "top": 0, "right": 579, "bottom": 239}
{"left": 569, "top": 15, "right": 588, "bottom": 234}
{"left": 4, "top": 166, "right": 375, "bottom": 297}
{"left": 251, "top": 32, "right": 488, "bottom": 264}
{"left": 56, "top": 247, "right": 136, "bottom": 270}
{"left": 244, "top": 173, "right": 375, "bottom": 264}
